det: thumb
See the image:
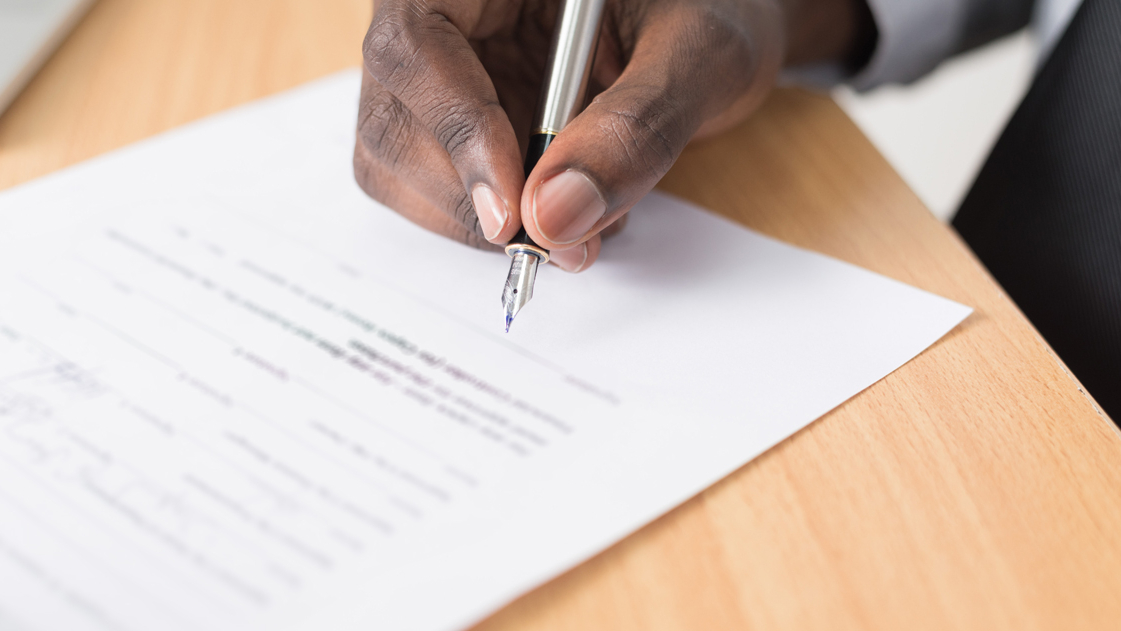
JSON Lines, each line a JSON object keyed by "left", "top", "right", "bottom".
{"left": 520, "top": 2, "right": 781, "bottom": 253}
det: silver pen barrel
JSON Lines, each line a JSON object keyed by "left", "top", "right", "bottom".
{"left": 533, "top": 0, "right": 608, "bottom": 136}
{"left": 502, "top": 0, "right": 607, "bottom": 331}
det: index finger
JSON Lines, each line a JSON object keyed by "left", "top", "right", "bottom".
{"left": 363, "top": 0, "right": 525, "bottom": 245}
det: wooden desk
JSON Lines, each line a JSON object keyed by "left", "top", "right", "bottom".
{"left": 2, "top": 1, "right": 1119, "bottom": 629}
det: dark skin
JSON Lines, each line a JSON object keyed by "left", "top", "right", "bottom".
{"left": 354, "top": 0, "right": 873, "bottom": 272}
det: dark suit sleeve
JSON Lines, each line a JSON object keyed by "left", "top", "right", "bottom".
{"left": 958, "top": 0, "right": 1036, "bottom": 53}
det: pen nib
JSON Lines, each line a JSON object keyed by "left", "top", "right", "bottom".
{"left": 502, "top": 250, "right": 540, "bottom": 332}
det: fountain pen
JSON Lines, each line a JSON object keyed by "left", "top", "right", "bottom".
{"left": 502, "top": 0, "right": 606, "bottom": 332}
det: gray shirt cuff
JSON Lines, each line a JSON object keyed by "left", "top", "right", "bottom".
{"left": 850, "top": 0, "right": 969, "bottom": 89}
{"left": 782, "top": 0, "right": 970, "bottom": 91}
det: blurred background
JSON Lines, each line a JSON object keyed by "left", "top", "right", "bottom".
{"left": 1, "top": 0, "right": 1037, "bottom": 224}
{"left": 836, "top": 32, "right": 1037, "bottom": 222}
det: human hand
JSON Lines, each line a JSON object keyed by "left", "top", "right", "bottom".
{"left": 354, "top": 0, "right": 870, "bottom": 272}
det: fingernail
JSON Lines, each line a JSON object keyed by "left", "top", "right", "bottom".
{"left": 550, "top": 243, "right": 589, "bottom": 273}
{"left": 533, "top": 170, "right": 606, "bottom": 245}
{"left": 471, "top": 184, "right": 507, "bottom": 241}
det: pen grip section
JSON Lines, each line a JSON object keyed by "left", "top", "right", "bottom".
{"left": 510, "top": 132, "right": 557, "bottom": 252}
{"left": 523, "top": 132, "right": 556, "bottom": 178}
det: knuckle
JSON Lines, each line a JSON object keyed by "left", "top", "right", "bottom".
{"left": 358, "top": 90, "right": 414, "bottom": 167}
{"left": 363, "top": 5, "right": 421, "bottom": 86}
{"left": 432, "top": 103, "right": 484, "bottom": 159}
{"left": 596, "top": 93, "right": 680, "bottom": 179}
{"left": 364, "top": 5, "right": 460, "bottom": 90}
{"left": 427, "top": 98, "right": 505, "bottom": 163}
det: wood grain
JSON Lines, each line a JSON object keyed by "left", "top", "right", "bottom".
{"left": 1, "top": 2, "right": 1119, "bottom": 629}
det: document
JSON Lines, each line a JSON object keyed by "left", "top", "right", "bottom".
{"left": 0, "top": 71, "right": 970, "bottom": 631}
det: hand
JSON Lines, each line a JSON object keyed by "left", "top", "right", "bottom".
{"left": 354, "top": 0, "right": 871, "bottom": 272}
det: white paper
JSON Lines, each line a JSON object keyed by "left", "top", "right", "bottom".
{"left": 0, "top": 71, "right": 970, "bottom": 631}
